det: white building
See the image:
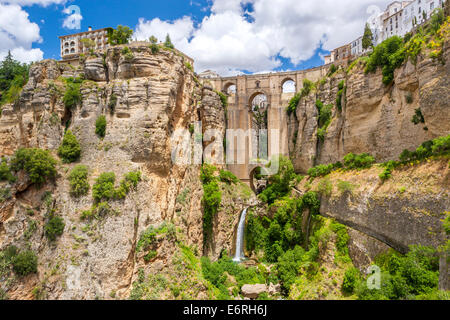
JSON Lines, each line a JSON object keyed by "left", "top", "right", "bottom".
{"left": 59, "top": 26, "right": 111, "bottom": 60}
{"left": 347, "top": 0, "right": 445, "bottom": 59}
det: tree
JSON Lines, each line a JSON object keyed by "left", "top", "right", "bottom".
{"left": 0, "top": 51, "right": 29, "bottom": 104}
{"left": 58, "top": 130, "right": 81, "bottom": 163}
{"left": 362, "top": 23, "right": 374, "bottom": 50}
{"left": 149, "top": 36, "right": 158, "bottom": 44}
{"left": 107, "top": 25, "right": 133, "bottom": 45}
{"left": 164, "top": 34, "right": 175, "bottom": 49}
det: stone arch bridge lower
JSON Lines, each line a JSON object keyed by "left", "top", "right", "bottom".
{"left": 203, "top": 66, "right": 329, "bottom": 185}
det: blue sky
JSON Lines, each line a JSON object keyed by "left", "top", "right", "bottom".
{"left": 1, "top": 0, "right": 391, "bottom": 75}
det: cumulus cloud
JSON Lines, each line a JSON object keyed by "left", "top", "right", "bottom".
{"left": 135, "top": 0, "right": 392, "bottom": 76}
{"left": 62, "top": 6, "right": 83, "bottom": 30}
{"left": 0, "top": 3, "right": 43, "bottom": 63}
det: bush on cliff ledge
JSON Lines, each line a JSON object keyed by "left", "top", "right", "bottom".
{"left": 10, "top": 148, "right": 57, "bottom": 186}
{"left": 58, "top": 130, "right": 81, "bottom": 163}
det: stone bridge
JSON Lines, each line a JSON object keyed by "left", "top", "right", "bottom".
{"left": 205, "top": 66, "right": 329, "bottom": 187}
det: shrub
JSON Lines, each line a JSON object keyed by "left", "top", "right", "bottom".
{"left": 200, "top": 164, "right": 217, "bottom": 184}
{"left": 328, "top": 64, "right": 338, "bottom": 76}
{"left": 108, "top": 94, "right": 118, "bottom": 112}
{"left": 58, "top": 130, "right": 81, "bottom": 163}
{"left": 337, "top": 180, "right": 355, "bottom": 194}
{"left": 317, "top": 177, "right": 332, "bottom": 196}
{"left": 107, "top": 25, "right": 133, "bottom": 45}
{"left": 307, "top": 162, "right": 342, "bottom": 178}
{"left": 365, "top": 36, "right": 405, "bottom": 85}
{"left": 342, "top": 267, "right": 360, "bottom": 293}
{"left": 258, "top": 156, "right": 296, "bottom": 204}
{"left": 44, "top": 215, "right": 65, "bottom": 241}
{"left": 95, "top": 115, "right": 107, "bottom": 138}
{"left": 219, "top": 170, "right": 238, "bottom": 184}
{"left": 185, "top": 62, "right": 193, "bottom": 72}
{"left": 10, "top": 148, "right": 57, "bottom": 186}
{"left": 216, "top": 91, "right": 228, "bottom": 108}
{"left": 411, "top": 108, "right": 425, "bottom": 125}
{"left": 144, "top": 250, "right": 157, "bottom": 262}
{"left": 0, "top": 187, "right": 12, "bottom": 203}
{"left": 137, "top": 227, "right": 157, "bottom": 252}
{"left": 92, "top": 172, "right": 116, "bottom": 202}
{"left": 121, "top": 46, "right": 134, "bottom": 60}
{"left": 343, "top": 152, "right": 375, "bottom": 170}
{"left": 68, "top": 165, "right": 90, "bottom": 197}
{"left": 287, "top": 79, "right": 315, "bottom": 115}
{"left": 0, "top": 158, "right": 16, "bottom": 183}
{"left": 63, "top": 80, "right": 82, "bottom": 110}
{"left": 202, "top": 180, "right": 221, "bottom": 246}
{"left": 12, "top": 250, "right": 37, "bottom": 276}
{"left": 114, "top": 171, "right": 141, "bottom": 199}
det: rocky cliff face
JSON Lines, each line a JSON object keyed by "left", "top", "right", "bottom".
{"left": 0, "top": 44, "right": 252, "bottom": 300}
{"left": 289, "top": 40, "right": 450, "bottom": 173}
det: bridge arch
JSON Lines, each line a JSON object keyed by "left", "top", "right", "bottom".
{"left": 248, "top": 91, "right": 269, "bottom": 111}
{"left": 281, "top": 78, "right": 296, "bottom": 93}
{"left": 248, "top": 165, "right": 266, "bottom": 194}
{"left": 223, "top": 82, "right": 237, "bottom": 95}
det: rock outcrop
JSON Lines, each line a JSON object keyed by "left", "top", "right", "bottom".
{"left": 289, "top": 40, "right": 450, "bottom": 173}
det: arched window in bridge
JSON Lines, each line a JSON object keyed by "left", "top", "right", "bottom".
{"left": 251, "top": 93, "right": 268, "bottom": 112}
{"left": 282, "top": 79, "right": 296, "bottom": 93}
{"left": 226, "top": 84, "right": 237, "bottom": 95}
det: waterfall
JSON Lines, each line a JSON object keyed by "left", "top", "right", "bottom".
{"left": 232, "top": 207, "right": 248, "bottom": 262}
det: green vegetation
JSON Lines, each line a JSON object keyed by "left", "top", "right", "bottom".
{"left": 0, "top": 157, "right": 16, "bottom": 183}
{"left": 121, "top": 46, "right": 134, "bottom": 61}
{"left": 336, "top": 80, "right": 345, "bottom": 111}
{"left": 107, "top": 25, "right": 134, "bottom": 45}
{"left": 365, "top": 12, "right": 448, "bottom": 85}
{"left": 164, "top": 34, "right": 175, "bottom": 49}
{"left": 342, "top": 267, "right": 360, "bottom": 293}
{"left": 63, "top": 77, "right": 82, "bottom": 110}
{"left": 137, "top": 221, "right": 176, "bottom": 253}
{"left": 219, "top": 170, "right": 238, "bottom": 184}
{"left": 307, "top": 152, "right": 374, "bottom": 179}
{"left": 307, "top": 162, "right": 342, "bottom": 179}
{"left": 92, "top": 171, "right": 141, "bottom": 203}
{"left": 201, "top": 254, "right": 267, "bottom": 299}
{"left": 412, "top": 108, "right": 425, "bottom": 125}
{"left": 337, "top": 180, "right": 356, "bottom": 194}
{"left": 258, "top": 156, "right": 297, "bottom": 204}
{"left": 68, "top": 165, "right": 90, "bottom": 197}
{"left": 316, "top": 100, "right": 333, "bottom": 141}
{"left": 355, "top": 246, "right": 443, "bottom": 300}
{"left": 185, "top": 62, "right": 194, "bottom": 72}
{"left": 58, "top": 130, "right": 81, "bottom": 163}
{"left": 95, "top": 115, "right": 107, "bottom": 138}
{"left": 379, "top": 134, "right": 450, "bottom": 181}
{"left": 1, "top": 247, "right": 39, "bottom": 277}
{"left": 92, "top": 172, "right": 116, "bottom": 202}
{"left": 362, "top": 23, "right": 374, "bottom": 50}
{"left": 216, "top": 90, "right": 228, "bottom": 108}
{"left": 287, "top": 79, "right": 315, "bottom": 115}
{"left": 0, "top": 51, "right": 29, "bottom": 107}
{"left": 44, "top": 215, "right": 65, "bottom": 241}
{"left": 149, "top": 36, "right": 159, "bottom": 54}
{"left": 343, "top": 152, "right": 375, "bottom": 170}
{"left": 0, "top": 187, "right": 12, "bottom": 203}
{"left": 10, "top": 148, "right": 57, "bottom": 186}
{"left": 108, "top": 94, "right": 118, "bottom": 113}
{"left": 201, "top": 167, "right": 221, "bottom": 247}
{"left": 327, "top": 64, "right": 338, "bottom": 76}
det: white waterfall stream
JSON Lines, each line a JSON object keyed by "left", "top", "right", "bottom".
{"left": 232, "top": 207, "right": 248, "bottom": 262}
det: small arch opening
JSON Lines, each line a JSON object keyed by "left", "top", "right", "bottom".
{"left": 223, "top": 82, "right": 237, "bottom": 95}
{"left": 282, "top": 79, "right": 296, "bottom": 93}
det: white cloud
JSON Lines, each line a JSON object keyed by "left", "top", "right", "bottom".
{"left": 136, "top": 0, "right": 393, "bottom": 76}
{"left": 134, "top": 16, "right": 194, "bottom": 47}
{"left": 0, "top": 0, "right": 66, "bottom": 7}
{"left": 0, "top": 3, "right": 43, "bottom": 63}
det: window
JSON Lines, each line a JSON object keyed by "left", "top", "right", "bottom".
{"left": 430, "top": 3, "right": 434, "bottom": 10}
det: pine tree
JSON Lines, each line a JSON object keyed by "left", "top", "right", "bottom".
{"left": 362, "top": 23, "right": 373, "bottom": 50}
{"left": 164, "top": 34, "right": 175, "bottom": 49}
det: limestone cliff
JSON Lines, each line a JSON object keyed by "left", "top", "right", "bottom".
{"left": 0, "top": 44, "right": 253, "bottom": 300}
{"left": 289, "top": 40, "right": 450, "bottom": 173}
